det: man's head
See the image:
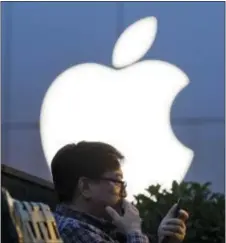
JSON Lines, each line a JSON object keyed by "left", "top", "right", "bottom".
{"left": 51, "top": 141, "right": 127, "bottom": 214}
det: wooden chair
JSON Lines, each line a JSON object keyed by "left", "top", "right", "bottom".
{"left": 2, "top": 188, "right": 63, "bottom": 243}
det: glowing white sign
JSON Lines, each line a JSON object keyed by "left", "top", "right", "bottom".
{"left": 40, "top": 17, "right": 194, "bottom": 200}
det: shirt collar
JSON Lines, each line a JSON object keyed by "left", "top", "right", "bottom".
{"left": 55, "top": 203, "right": 116, "bottom": 232}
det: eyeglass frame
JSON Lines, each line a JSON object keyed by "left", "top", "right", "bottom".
{"left": 98, "top": 177, "right": 127, "bottom": 189}
{"left": 97, "top": 177, "right": 127, "bottom": 198}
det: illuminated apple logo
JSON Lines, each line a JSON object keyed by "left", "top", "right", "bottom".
{"left": 40, "top": 17, "right": 194, "bottom": 201}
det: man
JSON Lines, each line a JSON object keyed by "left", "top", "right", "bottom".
{"left": 52, "top": 141, "right": 188, "bottom": 243}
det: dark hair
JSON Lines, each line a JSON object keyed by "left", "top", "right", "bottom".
{"left": 51, "top": 141, "right": 124, "bottom": 203}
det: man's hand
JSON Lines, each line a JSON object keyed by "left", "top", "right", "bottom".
{"left": 105, "top": 199, "right": 142, "bottom": 234}
{"left": 158, "top": 204, "right": 189, "bottom": 243}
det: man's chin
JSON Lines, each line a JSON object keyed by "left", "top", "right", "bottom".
{"left": 101, "top": 199, "right": 123, "bottom": 220}
{"left": 112, "top": 200, "right": 124, "bottom": 215}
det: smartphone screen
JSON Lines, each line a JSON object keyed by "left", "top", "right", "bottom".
{"left": 174, "top": 198, "right": 181, "bottom": 217}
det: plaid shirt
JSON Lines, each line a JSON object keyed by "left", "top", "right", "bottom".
{"left": 54, "top": 204, "right": 150, "bottom": 243}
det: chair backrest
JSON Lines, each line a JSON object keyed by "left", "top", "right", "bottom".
{"left": 2, "top": 188, "right": 63, "bottom": 243}
{"left": 2, "top": 187, "right": 19, "bottom": 243}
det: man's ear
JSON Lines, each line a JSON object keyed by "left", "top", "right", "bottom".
{"left": 78, "top": 177, "right": 92, "bottom": 199}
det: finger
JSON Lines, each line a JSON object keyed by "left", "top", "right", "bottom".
{"left": 122, "top": 199, "right": 133, "bottom": 207}
{"left": 161, "top": 225, "right": 185, "bottom": 235}
{"left": 127, "top": 203, "right": 140, "bottom": 214}
{"left": 164, "top": 218, "right": 186, "bottom": 228}
{"left": 105, "top": 206, "right": 120, "bottom": 222}
{"left": 161, "top": 232, "right": 184, "bottom": 241}
{"left": 122, "top": 199, "right": 138, "bottom": 214}
{"left": 178, "top": 209, "right": 189, "bottom": 221}
{"left": 121, "top": 199, "right": 129, "bottom": 209}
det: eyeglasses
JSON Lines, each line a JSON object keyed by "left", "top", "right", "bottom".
{"left": 99, "top": 177, "right": 127, "bottom": 190}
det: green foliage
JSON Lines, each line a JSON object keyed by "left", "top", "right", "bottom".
{"left": 134, "top": 181, "right": 225, "bottom": 243}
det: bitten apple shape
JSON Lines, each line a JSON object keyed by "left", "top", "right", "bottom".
{"left": 40, "top": 17, "right": 194, "bottom": 201}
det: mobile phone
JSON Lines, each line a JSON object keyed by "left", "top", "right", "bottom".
{"left": 174, "top": 198, "right": 181, "bottom": 217}
{"left": 161, "top": 199, "right": 182, "bottom": 243}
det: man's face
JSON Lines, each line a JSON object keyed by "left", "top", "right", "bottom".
{"left": 89, "top": 168, "right": 127, "bottom": 213}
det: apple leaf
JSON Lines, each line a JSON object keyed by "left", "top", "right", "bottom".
{"left": 112, "top": 16, "right": 157, "bottom": 69}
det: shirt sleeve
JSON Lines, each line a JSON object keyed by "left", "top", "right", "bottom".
{"left": 60, "top": 225, "right": 150, "bottom": 243}
{"left": 127, "top": 231, "right": 150, "bottom": 243}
